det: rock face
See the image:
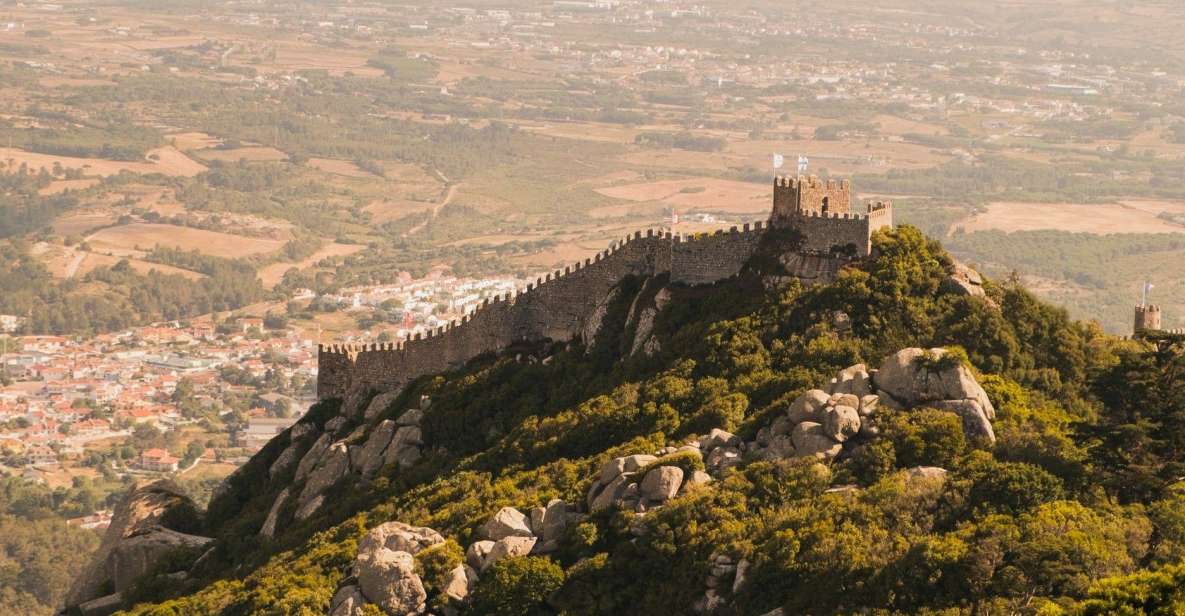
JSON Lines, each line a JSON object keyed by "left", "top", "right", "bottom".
{"left": 582, "top": 286, "right": 620, "bottom": 350}
{"left": 791, "top": 422, "right": 843, "bottom": 459}
{"left": 359, "top": 522, "right": 444, "bottom": 556}
{"left": 329, "top": 585, "right": 366, "bottom": 616}
{"left": 640, "top": 466, "right": 684, "bottom": 502}
{"left": 480, "top": 507, "right": 533, "bottom": 541}
{"left": 626, "top": 281, "right": 671, "bottom": 357}
{"left": 105, "top": 527, "right": 212, "bottom": 594}
{"left": 383, "top": 423, "right": 424, "bottom": 470}
{"left": 66, "top": 480, "right": 209, "bottom": 608}
{"left": 296, "top": 441, "right": 351, "bottom": 520}
{"left": 482, "top": 536, "right": 537, "bottom": 571}
{"left": 356, "top": 548, "right": 426, "bottom": 615}
{"left": 357, "top": 420, "right": 398, "bottom": 477}
{"left": 294, "top": 433, "right": 332, "bottom": 482}
{"left": 349, "top": 522, "right": 444, "bottom": 615}
{"left": 944, "top": 261, "right": 988, "bottom": 299}
{"left": 364, "top": 390, "right": 401, "bottom": 421}
{"left": 873, "top": 347, "right": 996, "bottom": 442}
{"left": 259, "top": 487, "right": 289, "bottom": 538}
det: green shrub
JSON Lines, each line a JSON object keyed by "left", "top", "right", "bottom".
{"left": 882, "top": 408, "right": 967, "bottom": 470}
{"left": 415, "top": 539, "right": 464, "bottom": 606}
{"left": 469, "top": 556, "right": 566, "bottom": 616}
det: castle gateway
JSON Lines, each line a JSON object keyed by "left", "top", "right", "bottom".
{"left": 317, "top": 177, "right": 892, "bottom": 399}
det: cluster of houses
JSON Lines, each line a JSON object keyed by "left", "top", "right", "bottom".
{"left": 0, "top": 318, "right": 317, "bottom": 475}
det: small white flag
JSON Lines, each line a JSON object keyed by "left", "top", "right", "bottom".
{"left": 772, "top": 153, "right": 784, "bottom": 169}
{"left": 797, "top": 155, "right": 809, "bottom": 174}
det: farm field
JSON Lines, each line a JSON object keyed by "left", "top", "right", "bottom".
{"left": 257, "top": 242, "right": 367, "bottom": 287}
{"left": 956, "top": 201, "right": 1185, "bottom": 235}
{"left": 0, "top": 146, "right": 206, "bottom": 177}
{"left": 86, "top": 224, "right": 286, "bottom": 259}
{"left": 592, "top": 178, "right": 770, "bottom": 217}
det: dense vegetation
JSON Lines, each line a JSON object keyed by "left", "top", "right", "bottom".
{"left": 0, "top": 478, "right": 103, "bottom": 616}
{"left": 0, "top": 244, "right": 266, "bottom": 334}
{"left": 108, "top": 227, "right": 1185, "bottom": 615}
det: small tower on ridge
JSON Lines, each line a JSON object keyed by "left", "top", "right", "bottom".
{"left": 1134, "top": 304, "right": 1162, "bottom": 335}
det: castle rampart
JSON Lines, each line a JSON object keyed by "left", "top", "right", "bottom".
{"left": 317, "top": 178, "right": 890, "bottom": 399}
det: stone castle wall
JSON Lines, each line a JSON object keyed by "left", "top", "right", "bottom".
{"left": 318, "top": 223, "right": 771, "bottom": 398}
{"left": 318, "top": 175, "right": 897, "bottom": 399}
{"left": 786, "top": 202, "right": 893, "bottom": 257}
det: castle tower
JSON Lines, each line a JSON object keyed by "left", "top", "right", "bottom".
{"left": 771, "top": 176, "right": 852, "bottom": 224}
{"left": 1134, "top": 304, "right": 1162, "bottom": 335}
{"left": 769, "top": 176, "right": 892, "bottom": 257}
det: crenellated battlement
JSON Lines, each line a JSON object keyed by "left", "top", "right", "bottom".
{"left": 316, "top": 177, "right": 888, "bottom": 399}
{"left": 1134, "top": 304, "right": 1163, "bottom": 335}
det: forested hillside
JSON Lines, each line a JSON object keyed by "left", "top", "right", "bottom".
{"left": 0, "top": 478, "right": 102, "bottom": 616}
{"left": 75, "top": 226, "right": 1185, "bottom": 615}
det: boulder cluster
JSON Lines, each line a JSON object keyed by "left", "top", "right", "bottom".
{"left": 750, "top": 347, "right": 996, "bottom": 463}
{"left": 333, "top": 501, "right": 581, "bottom": 616}
{"left": 468, "top": 500, "right": 582, "bottom": 565}
{"left": 331, "top": 522, "right": 445, "bottom": 616}
{"left": 587, "top": 446, "right": 715, "bottom": 514}
{"left": 262, "top": 398, "right": 429, "bottom": 536}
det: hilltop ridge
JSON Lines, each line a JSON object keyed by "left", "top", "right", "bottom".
{"left": 60, "top": 221, "right": 1185, "bottom": 616}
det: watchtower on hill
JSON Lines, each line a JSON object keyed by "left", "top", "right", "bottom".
{"left": 770, "top": 176, "right": 892, "bottom": 257}
{"left": 1134, "top": 304, "right": 1162, "bottom": 334}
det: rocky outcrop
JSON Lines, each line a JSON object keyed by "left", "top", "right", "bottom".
{"left": 482, "top": 536, "right": 537, "bottom": 571}
{"left": 66, "top": 480, "right": 209, "bottom": 609}
{"left": 383, "top": 417, "right": 424, "bottom": 470}
{"left": 626, "top": 280, "right": 671, "bottom": 357}
{"left": 295, "top": 433, "right": 333, "bottom": 482}
{"left": 329, "top": 585, "right": 366, "bottom": 616}
{"left": 639, "top": 466, "right": 683, "bottom": 502}
{"left": 74, "top": 593, "right": 124, "bottom": 616}
{"left": 341, "top": 522, "right": 445, "bottom": 616}
{"left": 750, "top": 348, "right": 998, "bottom": 470}
{"left": 261, "top": 401, "right": 433, "bottom": 537}
{"left": 104, "top": 527, "right": 212, "bottom": 593}
{"left": 480, "top": 507, "right": 534, "bottom": 541}
{"left": 943, "top": 261, "right": 989, "bottom": 300}
{"left": 259, "top": 488, "right": 289, "bottom": 539}
{"left": 359, "top": 521, "right": 444, "bottom": 556}
{"left": 588, "top": 441, "right": 717, "bottom": 513}
{"left": 356, "top": 420, "right": 398, "bottom": 477}
{"left": 873, "top": 347, "right": 995, "bottom": 442}
{"left": 356, "top": 548, "right": 426, "bottom": 615}
{"left": 296, "top": 442, "right": 351, "bottom": 520}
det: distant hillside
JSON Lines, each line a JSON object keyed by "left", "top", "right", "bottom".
{"left": 64, "top": 226, "right": 1185, "bottom": 615}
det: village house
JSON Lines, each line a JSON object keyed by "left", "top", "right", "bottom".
{"left": 138, "top": 448, "right": 179, "bottom": 472}
{"left": 23, "top": 444, "right": 57, "bottom": 466}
